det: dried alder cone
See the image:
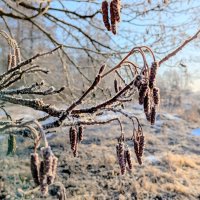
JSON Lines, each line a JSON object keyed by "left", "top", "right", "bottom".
{"left": 101, "top": 0, "right": 121, "bottom": 34}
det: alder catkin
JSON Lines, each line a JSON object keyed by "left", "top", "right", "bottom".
{"left": 70, "top": 127, "right": 77, "bottom": 151}
{"left": 78, "top": 126, "right": 83, "bottom": 142}
{"left": 150, "top": 106, "right": 156, "bottom": 125}
{"left": 143, "top": 91, "right": 150, "bottom": 115}
{"left": 110, "top": 1, "right": 117, "bottom": 34}
{"left": 47, "top": 156, "right": 58, "bottom": 185}
{"left": 102, "top": 1, "right": 111, "bottom": 31}
{"left": 30, "top": 153, "right": 40, "bottom": 186}
{"left": 7, "top": 54, "right": 12, "bottom": 70}
{"left": 116, "top": 142, "right": 126, "bottom": 175}
{"left": 125, "top": 148, "right": 132, "bottom": 170}
{"left": 153, "top": 87, "right": 160, "bottom": 105}
{"left": 138, "top": 135, "right": 145, "bottom": 158}
{"left": 69, "top": 127, "right": 78, "bottom": 157}
{"left": 15, "top": 47, "right": 21, "bottom": 63}
{"left": 112, "top": 0, "right": 121, "bottom": 22}
{"left": 39, "top": 161, "right": 48, "bottom": 197}
{"left": 149, "top": 61, "right": 159, "bottom": 89}
{"left": 133, "top": 133, "right": 143, "bottom": 165}
{"left": 41, "top": 146, "right": 53, "bottom": 177}
{"left": 138, "top": 83, "right": 149, "bottom": 105}
{"left": 11, "top": 55, "right": 16, "bottom": 68}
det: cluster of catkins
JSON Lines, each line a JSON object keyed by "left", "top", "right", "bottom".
{"left": 116, "top": 130, "right": 145, "bottom": 175}
{"left": 101, "top": 0, "right": 121, "bottom": 34}
{"left": 69, "top": 126, "right": 84, "bottom": 157}
{"left": 134, "top": 61, "right": 160, "bottom": 125}
{"left": 116, "top": 138, "right": 132, "bottom": 175}
{"left": 30, "top": 146, "right": 58, "bottom": 197}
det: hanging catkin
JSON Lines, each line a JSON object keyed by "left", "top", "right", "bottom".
{"left": 153, "top": 87, "right": 160, "bottom": 105}
{"left": 116, "top": 142, "right": 126, "bottom": 175}
{"left": 149, "top": 61, "right": 159, "bottom": 89}
{"left": 110, "top": 1, "right": 117, "bottom": 34}
{"left": 30, "top": 153, "right": 40, "bottom": 186}
{"left": 102, "top": 1, "right": 111, "bottom": 31}
{"left": 78, "top": 126, "right": 83, "bottom": 142}
{"left": 39, "top": 161, "right": 48, "bottom": 197}
{"left": 125, "top": 147, "right": 132, "bottom": 170}
{"left": 112, "top": 0, "right": 121, "bottom": 22}
{"left": 139, "top": 82, "right": 149, "bottom": 105}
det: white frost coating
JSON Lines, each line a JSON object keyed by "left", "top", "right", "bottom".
{"left": 146, "top": 155, "right": 160, "bottom": 164}
{"left": 160, "top": 113, "right": 182, "bottom": 121}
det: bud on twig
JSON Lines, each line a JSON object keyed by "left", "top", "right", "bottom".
{"left": 114, "top": 79, "right": 119, "bottom": 93}
{"left": 98, "top": 64, "right": 106, "bottom": 75}
{"left": 134, "top": 75, "right": 142, "bottom": 89}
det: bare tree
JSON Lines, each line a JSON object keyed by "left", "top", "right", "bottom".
{"left": 1, "top": 0, "right": 200, "bottom": 89}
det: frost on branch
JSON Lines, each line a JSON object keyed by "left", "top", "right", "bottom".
{"left": 0, "top": 27, "right": 199, "bottom": 198}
